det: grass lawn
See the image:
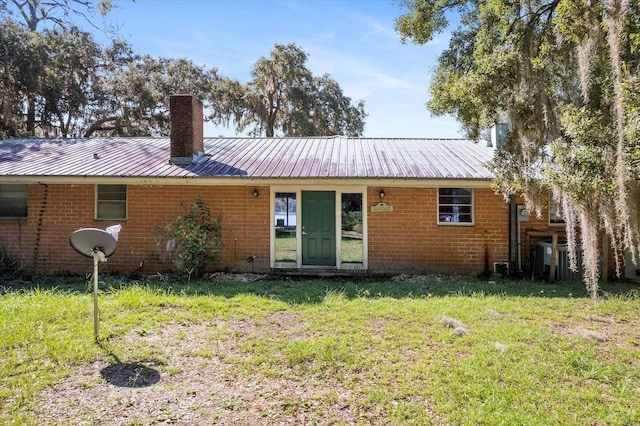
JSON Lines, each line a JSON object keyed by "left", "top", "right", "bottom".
{"left": 275, "top": 234, "right": 296, "bottom": 262}
{"left": 2, "top": 274, "right": 640, "bottom": 425}
{"left": 276, "top": 235, "right": 364, "bottom": 263}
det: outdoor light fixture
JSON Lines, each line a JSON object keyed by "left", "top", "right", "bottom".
{"left": 379, "top": 189, "right": 385, "bottom": 199}
{"left": 252, "top": 188, "right": 259, "bottom": 198}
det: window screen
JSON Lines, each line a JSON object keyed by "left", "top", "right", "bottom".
{"left": 96, "top": 185, "right": 127, "bottom": 220}
{"left": 0, "top": 184, "right": 27, "bottom": 218}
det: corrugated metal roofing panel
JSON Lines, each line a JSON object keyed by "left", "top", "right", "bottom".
{"left": 263, "top": 138, "right": 288, "bottom": 176}
{"left": 211, "top": 138, "right": 252, "bottom": 176}
{"left": 229, "top": 137, "right": 262, "bottom": 176}
{"left": 276, "top": 137, "right": 305, "bottom": 177}
{"left": 255, "top": 137, "right": 289, "bottom": 177}
{"left": 0, "top": 136, "right": 496, "bottom": 180}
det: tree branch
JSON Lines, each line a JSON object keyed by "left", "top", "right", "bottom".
{"left": 83, "top": 115, "right": 117, "bottom": 137}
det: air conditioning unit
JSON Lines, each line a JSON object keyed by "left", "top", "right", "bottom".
{"left": 557, "top": 247, "right": 583, "bottom": 281}
{"left": 533, "top": 241, "right": 582, "bottom": 281}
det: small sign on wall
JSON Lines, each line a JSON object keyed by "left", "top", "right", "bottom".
{"left": 371, "top": 202, "right": 393, "bottom": 212}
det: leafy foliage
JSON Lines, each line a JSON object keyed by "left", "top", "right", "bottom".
{"left": 0, "top": 22, "right": 365, "bottom": 139}
{"left": 0, "top": 243, "right": 19, "bottom": 276}
{"left": 342, "top": 211, "right": 363, "bottom": 234}
{"left": 395, "top": 0, "right": 640, "bottom": 298}
{"left": 163, "top": 196, "right": 222, "bottom": 278}
{"left": 210, "top": 43, "right": 367, "bottom": 137}
{"left": 0, "top": 0, "right": 117, "bottom": 135}
{"left": 0, "top": 16, "right": 221, "bottom": 138}
{"left": 87, "top": 54, "right": 218, "bottom": 137}
{"left": 0, "top": 0, "right": 114, "bottom": 31}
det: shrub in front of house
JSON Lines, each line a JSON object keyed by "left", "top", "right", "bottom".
{"left": 162, "top": 196, "right": 222, "bottom": 278}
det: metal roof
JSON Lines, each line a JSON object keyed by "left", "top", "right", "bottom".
{"left": 0, "top": 136, "right": 495, "bottom": 180}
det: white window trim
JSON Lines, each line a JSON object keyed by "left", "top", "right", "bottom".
{"left": 270, "top": 185, "right": 368, "bottom": 270}
{"left": 437, "top": 187, "right": 475, "bottom": 226}
{"left": 95, "top": 184, "right": 128, "bottom": 220}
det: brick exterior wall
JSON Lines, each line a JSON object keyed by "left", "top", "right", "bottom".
{"left": 0, "top": 184, "right": 270, "bottom": 275}
{"left": 366, "top": 187, "right": 510, "bottom": 275}
{"left": 2, "top": 183, "right": 582, "bottom": 277}
{"left": 170, "top": 93, "right": 204, "bottom": 159}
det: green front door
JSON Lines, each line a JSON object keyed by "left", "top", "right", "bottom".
{"left": 302, "top": 191, "right": 336, "bottom": 266}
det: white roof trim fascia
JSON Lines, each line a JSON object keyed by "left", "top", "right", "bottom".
{"left": 0, "top": 175, "right": 494, "bottom": 188}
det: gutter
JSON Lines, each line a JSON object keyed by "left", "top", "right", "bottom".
{"left": 0, "top": 176, "right": 496, "bottom": 188}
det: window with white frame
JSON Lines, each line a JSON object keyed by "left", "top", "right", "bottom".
{"left": 438, "top": 188, "right": 473, "bottom": 224}
{"left": 0, "top": 184, "right": 28, "bottom": 218}
{"left": 274, "top": 192, "right": 297, "bottom": 263}
{"left": 549, "top": 194, "right": 565, "bottom": 226}
{"left": 96, "top": 184, "right": 127, "bottom": 220}
{"left": 341, "top": 193, "right": 363, "bottom": 264}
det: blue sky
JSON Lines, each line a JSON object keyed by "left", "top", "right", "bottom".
{"left": 102, "top": 0, "right": 460, "bottom": 138}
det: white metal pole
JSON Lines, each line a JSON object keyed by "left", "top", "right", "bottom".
{"left": 93, "top": 250, "right": 99, "bottom": 342}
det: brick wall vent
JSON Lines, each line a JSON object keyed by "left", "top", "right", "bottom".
{"left": 169, "top": 93, "right": 205, "bottom": 165}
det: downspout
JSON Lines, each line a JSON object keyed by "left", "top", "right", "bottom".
{"left": 516, "top": 205, "right": 530, "bottom": 272}
{"left": 517, "top": 211, "right": 522, "bottom": 272}
{"left": 491, "top": 123, "right": 515, "bottom": 273}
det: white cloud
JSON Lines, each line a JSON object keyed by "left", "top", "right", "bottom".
{"left": 349, "top": 13, "right": 399, "bottom": 43}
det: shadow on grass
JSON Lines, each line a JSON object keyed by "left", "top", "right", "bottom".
{"left": 100, "top": 362, "right": 161, "bottom": 388}
{"left": 96, "top": 341, "right": 161, "bottom": 388}
{"left": 4, "top": 272, "right": 640, "bottom": 304}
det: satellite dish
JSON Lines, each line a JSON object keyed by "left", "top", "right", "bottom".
{"left": 69, "top": 227, "right": 120, "bottom": 342}
{"left": 69, "top": 228, "right": 117, "bottom": 258}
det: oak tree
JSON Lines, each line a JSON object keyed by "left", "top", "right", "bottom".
{"left": 396, "top": 0, "right": 640, "bottom": 297}
{"left": 2, "top": 0, "right": 118, "bottom": 134}
{"left": 1, "top": 0, "right": 114, "bottom": 31}
{"left": 211, "top": 43, "right": 366, "bottom": 137}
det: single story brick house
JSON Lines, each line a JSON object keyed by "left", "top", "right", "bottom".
{"left": 0, "top": 93, "right": 568, "bottom": 278}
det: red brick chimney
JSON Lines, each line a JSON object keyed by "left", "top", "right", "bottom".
{"left": 170, "top": 93, "right": 204, "bottom": 164}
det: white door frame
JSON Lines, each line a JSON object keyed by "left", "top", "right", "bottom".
{"left": 270, "top": 185, "right": 368, "bottom": 270}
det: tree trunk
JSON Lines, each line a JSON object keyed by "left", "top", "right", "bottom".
{"left": 26, "top": 95, "right": 36, "bottom": 136}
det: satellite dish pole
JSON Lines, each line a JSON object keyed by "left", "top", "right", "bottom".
{"left": 69, "top": 226, "right": 120, "bottom": 342}
{"left": 91, "top": 247, "right": 106, "bottom": 340}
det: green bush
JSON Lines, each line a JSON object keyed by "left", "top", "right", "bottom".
{"left": 0, "top": 244, "right": 19, "bottom": 276}
{"left": 164, "top": 196, "right": 222, "bottom": 278}
{"left": 342, "top": 211, "right": 362, "bottom": 233}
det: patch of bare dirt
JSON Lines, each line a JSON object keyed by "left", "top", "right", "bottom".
{"left": 203, "top": 272, "right": 269, "bottom": 283}
{"left": 35, "top": 313, "right": 364, "bottom": 425}
{"left": 390, "top": 273, "right": 471, "bottom": 287}
{"left": 555, "top": 313, "right": 640, "bottom": 348}
{"left": 557, "top": 325, "right": 608, "bottom": 342}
